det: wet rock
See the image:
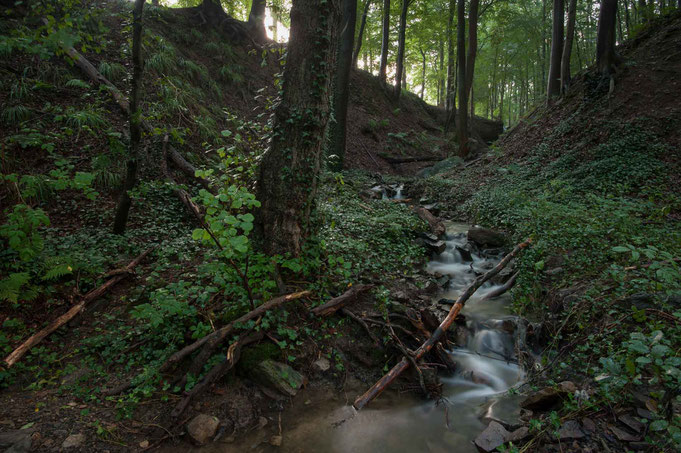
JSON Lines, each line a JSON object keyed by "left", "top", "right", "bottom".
{"left": 618, "top": 414, "right": 644, "bottom": 433}
{"left": 187, "top": 414, "right": 219, "bottom": 445}
{"left": 610, "top": 426, "right": 638, "bottom": 442}
{"left": 466, "top": 370, "right": 495, "bottom": 387}
{"left": 456, "top": 245, "right": 474, "bottom": 262}
{"left": 520, "top": 381, "right": 577, "bottom": 411}
{"left": 490, "top": 318, "right": 516, "bottom": 334}
{"left": 555, "top": 420, "right": 585, "bottom": 440}
{"left": 424, "top": 238, "right": 446, "bottom": 254}
{"left": 61, "top": 433, "right": 85, "bottom": 449}
{"left": 250, "top": 360, "right": 305, "bottom": 397}
{"left": 454, "top": 325, "right": 470, "bottom": 347}
{"left": 436, "top": 275, "right": 450, "bottom": 287}
{"left": 220, "top": 394, "right": 259, "bottom": 432}
{"left": 474, "top": 421, "right": 510, "bottom": 452}
{"left": 468, "top": 228, "right": 506, "bottom": 248}
{"left": 437, "top": 298, "right": 456, "bottom": 306}
{"left": 507, "top": 426, "right": 530, "bottom": 443}
{"left": 0, "top": 429, "right": 34, "bottom": 452}
{"left": 312, "top": 357, "right": 331, "bottom": 373}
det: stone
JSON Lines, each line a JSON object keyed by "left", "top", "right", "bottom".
{"left": 474, "top": 421, "right": 511, "bottom": 452}
{"left": 0, "top": 429, "right": 34, "bottom": 452}
{"left": 436, "top": 275, "right": 450, "bottom": 287}
{"left": 270, "top": 435, "right": 282, "bottom": 447}
{"left": 520, "top": 381, "right": 577, "bottom": 411}
{"left": 61, "top": 434, "right": 85, "bottom": 449}
{"left": 636, "top": 408, "right": 654, "bottom": 420}
{"left": 618, "top": 414, "right": 644, "bottom": 433}
{"left": 468, "top": 228, "right": 507, "bottom": 248}
{"left": 424, "top": 239, "right": 446, "bottom": 254}
{"left": 507, "top": 426, "right": 530, "bottom": 443}
{"left": 581, "top": 417, "right": 596, "bottom": 433}
{"left": 456, "top": 245, "right": 474, "bottom": 262}
{"left": 312, "top": 357, "right": 331, "bottom": 373}
{"left": 186, "top": 414, "right": 219, "bottom": 445}
{"left": 139, "top": 440, "right": 149, "bottom": 448}
{"left": 555, "top": 420, "right": 585, "bottom": 440}
{"left": 610, "top": 426, "right": 638, "bottom": 442}
{"left": 250, "top": 360, "right": 305, "bottom": 397}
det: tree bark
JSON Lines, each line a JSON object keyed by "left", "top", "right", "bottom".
{"left": 419, "top": 47, "right": 426, "bottom": 99}
{"left": 113, "top": 0, "right": 145, "bottom": 235}
{"left": 561, "top": 0, "right": 578, "bottom": 94}
{"left": 256, "top": 0, "right": 341, "bottom": 256}
{"left": 465, "top": 0, "right": 479, "bottom": 119}
{"left": 328, "top": 0, "right": 357, "bottom": 171}
{"left": 379, "top": 0, "right": 390, "bottom": 85}
{"left": 445, "top": 0, "right": 455, "bottom": 114}
{"left": 394, "top": 0, "right": 410, "bottom": 99}
{"left": 546, "top": 0, "right": 564, "bottom": 102}
{"left": 353, "top": 0, "right": 373, "bottom": 67}
{"left": 597, "top": 0, "right": 620, "bottom": 75}
{"left": 248, "top": 0, "right": 267, "bottom": 42}
{"left": 456, "top": 0, "right": 468, "bottom": 157}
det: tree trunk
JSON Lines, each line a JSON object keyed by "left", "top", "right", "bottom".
{"left": 420, "top": 48, "right": 426, "bottom": 99}
{"left": 541, "top": 0, "right": 547, "bottom": 94}
{"left": 353, "top": 0, "right": 372, "bottom": 67}
{"left": 546, "top": 0, "right": 564, "bottom": 102}
{"left": 438, "top": 38, "right": 445, "bottom": 106}
{"left": 248, "top": 0, "right": 267, "bottom": 42}
{"left": 597, "top": 0, "right": 620, "bottom": 75}
{"left": 256, "top": 0, "right": 341, "bottom": 257}
{"left": 465, "top": 0, "right": 479, "bottom": 126}
{"left": 394, "top": 0, "right": 410, "bottom": 99}
{"left": 379, "top": 0, "right": 390, "bottom": 85}
{"left": 639, "top": 0, "right": 647, "bottom": 23}
{"left": 561, "top": 0, "right": 577, "bottom": 94}
{"left": 445, "top": 0, "right": 455, "bottom": 115}
{"left": 456, "top": 0, "right": 468, "bottom": 157}
{"left": 113, "top": 0, "right": 145, "bottom": 235}
{"left": 328, "top": 0, "right": 357, "bottom": 171}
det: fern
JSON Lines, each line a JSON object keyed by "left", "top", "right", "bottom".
{"left": 0, "top": 273, "right": 31, "bottom": 304}
{"left": 1, "top": 105, "right": 31, "bottom": 125}
{"left": 97, "top": 62, "right": 126, "bottom": 82}
{"left": 42, "top": 263, "right": 74, "bottom": 281}
{"left": 65, "top": 78, "right": 90, "bottom": 89}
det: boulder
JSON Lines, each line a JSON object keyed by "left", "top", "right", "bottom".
{"left": 187, "top": 414, "right": 219, "bottom": 445}
{"left": 424, "top": 238, "right": 446, "bottom": 254}
{"left": 520, "top": 381, "right": 577, "bottom": 411}
{"left": 250, "top": 360, "right": 305, "bottom": 397}
{"left": 456, "top": 245, "right": 474, "bottom": 262}
{"left": 467, "top": 228, "right": 507, "bottom": 248}
{"left": 474, "top": 421, "right": 511, "bottom": 452}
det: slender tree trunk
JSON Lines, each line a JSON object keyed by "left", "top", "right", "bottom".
{"left": 248, "top": 0, "right": 267, "bottom": 41}
{"left": 639, "top": 0, "right": 648, "bottom": 23}
{"left": 546, "top": 0, "right": 564, "bottom": 102}
{"left": 465, "top": 0, "right": 479, "bottom": 125}
{"left": 419, "top": 48, "right": 426, "bottom": 99}
{"left": 445, "top": 0, "right": 455, "bottom": 115}
{"left": 439, "top": 38, "right": 445, "bottom": 106}
{"left": 394, "top": 0, "right": 410, "bottom": 99}
{"left": 624, "top": 0, "right": 631, "bottom": 37}
{"left": 541, "top": 0, "right": 548, "bottom": 94}
{"left": 113, "top": 0, "right": 145, "bottom": 235}
{"left": 456, "top": 0, "right": 468, "bottom": 157}
{"left": 561, "top": 0, "right": 577, "bottom": 94}
{"left": 353, "top": 0, "right": 372, "bottom": 67}
{"left": 597, "top": 0, "right": 620, "bottom": 75}
{"left": 256, "top": 0, "right": 341, "bottom": 256}
{"left": 329, "top": 0, "right": 357, "bottom": 171}
{"left": 379, "top": 0, "right": 390, "bottom": 84}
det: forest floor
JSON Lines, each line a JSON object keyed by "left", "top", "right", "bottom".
{"left": 1, "top": 2, "right": 681, "bottom": 452}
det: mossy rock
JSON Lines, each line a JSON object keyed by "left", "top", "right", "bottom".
{"left": 248, "top": 360, "right": 305, "bottom": 397}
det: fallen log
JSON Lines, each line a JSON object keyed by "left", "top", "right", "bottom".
{"left": 379, "top": 153, "right": 440, "bottom": 164}
{"left": 3, "top": 249, "right": 153, "bottom": 368}
{"left": 353, "top": 238, "right": 532, "bottom": 410}
{"left": 414, "top": 206, "right": 446, "bottom": 237}
{"left": 171, "top": 331, "right": 264, "bottom": 418}
{"left": 159, "top": 291, "right": 311, "bottom": 373}
{"left": 481, "top": 271, "right": 519, "bottom": 301}
{"left": 310, "top": 284, "right": 374, "bottom": 317}
{"left": 44, "top": 20, "right": 215, "bottom": 194}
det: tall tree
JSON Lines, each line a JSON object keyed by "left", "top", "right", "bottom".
{"left": 329, "top": 0, "right": 358, "bottom": 170}
{"left": 456, "top": 0, "right": 468, "bottom": 157}
{"left": 113, "top": 0, "right": 146, "bottom": 234}
{"left": 379, "top": 0, "right": 390, "bottom": 84}
{"left": 560, "top": 0, "right": 577, "bottom": 94}
{"left": 256, "top": 0, "right": 341, "bottom": 256}
{"left": 248, "top": 0, "right": 267, "bottom": 41}
{"left": 394, "top": 0, "right": 411, "bottom": 98}
{"left": 353, "top": 0, "right": 373, "bottom": 67}
{"left": 597, "top": 0, "right": 620, "bottom": 75}
{"left": 465, "top": 0, "right": 480, "bottom": 118}
{"left": 546, "top": 0, "right": 564, "bottom": 102}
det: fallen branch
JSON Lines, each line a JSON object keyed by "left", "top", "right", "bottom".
{"left": 481, "top": 271, "right": 519, "bottom": 301}
{"left": 4, "top": 249, "right": 153, "bottom": 368}
{"left": 353, "top": 238, "right": 532, "bottom": 410}
{"left": 159, "top": 291, "right": 311, "bottom": 373}
{"left": 310, "top": 284, "right": 374, "bottom": 317}
{"left": 378, "top": 153, "right": 440, "bottom": 164}
{"left": 171, "top": 331, "right": 264, "bottom": 418}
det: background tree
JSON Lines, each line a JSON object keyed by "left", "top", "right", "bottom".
{"left": 113, "top": 0, "right": 145, "bottom": 234}
{"left": 394, "top": 0, "right": 412, "bottom": 98}
{"left": 256, "top": 0, "right": 341, "bottom": 256}
{"left": 456, "top": 0, "right": 468, "bottom": 157}
{"left": 378, "top": 0, "right": 391, "bottom": 84}
{"left": 597, "top": 0, "right": 619, "bottom": 75}
{"left": 546, "top": 0, "right": 564, "bottom": 101}
{"left": 248, "top": 0, "right": 267, "bottom": 41}
{"left": 561, "top": 0, "right": 577, "bottom": 94}
{"left": 353, "top": 0, "right": 373, "bottom": 67}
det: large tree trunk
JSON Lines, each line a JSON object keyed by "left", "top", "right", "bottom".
{"left": 328, "top": 0, "right": 357, "bottom": 171}
{"left": 561, "top": 0, "right": 578, "bottom": 94}
{"left": 379, "top": 0, "right": 390, "bottom": 85}
{"left": 248, "top": 0, "right": 267, "bottom": 42}
{"left": 465, "top": 0, "right": 479, "bottom": 126}
{"left": 352, "top": 0, "right": 372, "bottom": 67}
{"left": 456, "top": 0, "right": 468, "bottom": 157}
{"left": 256, "top": 0, "right": 341, "bottom": 257}
{"left": 597, "top": 0, "right": 620, "bottom": 75}
{"left": 113, "top": 0, "right": 145, "bottom": 235}
{"left": 546, "top": 0, "right": 564, "bottom": 102}
{"left": 394, "top": 0, "right": 410, "bottom": 99}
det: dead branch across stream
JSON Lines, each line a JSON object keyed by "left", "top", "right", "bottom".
{"left": 3, "top": 249, "right": 153, "bottom": 368}
{"left": 352, "top": 238, "right": 532, "bottom": 410}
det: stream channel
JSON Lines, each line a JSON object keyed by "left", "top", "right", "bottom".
{"left": 206, "top": 222, "right": 530, "bottom": 452}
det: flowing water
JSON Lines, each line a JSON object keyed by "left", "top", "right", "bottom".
{"left": 204, "top": 223, "right": 526, "bottom": 453}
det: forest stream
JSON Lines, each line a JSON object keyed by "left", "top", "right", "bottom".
{"left": 200, "top": 222, "right": 529, "bottom": 453}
